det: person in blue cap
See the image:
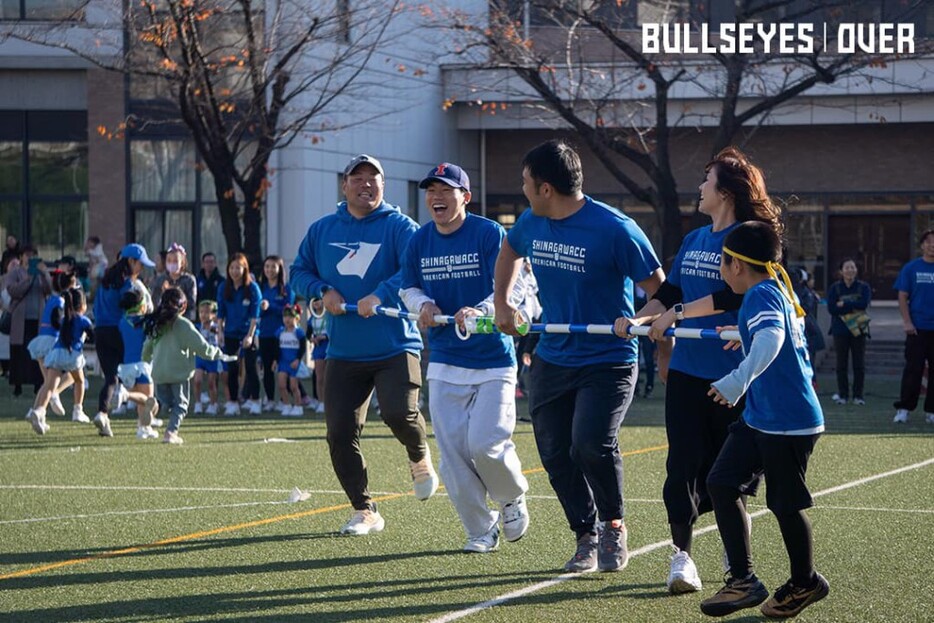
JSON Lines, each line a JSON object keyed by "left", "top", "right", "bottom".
{"left": 92, "top": 243, "right": 155, "bottom": 437}
{"left": 290, "top": 154, "right": 438, "bottom": 536}
{"left": 400, "top": 162, "right": 530, "bottom": 554}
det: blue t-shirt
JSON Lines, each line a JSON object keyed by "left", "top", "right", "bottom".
{"left": 120, "top": 315, "right": 146, "bottom": 363}
{"left": 217, "top": 281, "right": 263, "bottom": 339}
{"left": 401, "top": 213, "right": 516, "bottom": 370}
{"left": 668, "top": 225, "right": 743, "bottom": 379}
{"left": 39, "top": 294, "right": 64, "bottom": 337}
{"left": 277, "top": 326, "right": 305, "bottom": 369}
{"left": 738, "top": 280, "right": 824, "bottom": 435}
{"left": 894, "top": 257, "right": 934, "bottom": 330}
{"left": 289, "top": 202, "right": 422, "bottom": 362}
{"left": 54, "top": 315, "right": 93, "bottom": 352}
{"left": 93, "top": 278, "right": 133, "bottom": 328}
{"left": 259, "top": 283, "right": 295, "bottom": 339}
{"left": 506, "top": 196, "right": 660, "bottom": 366}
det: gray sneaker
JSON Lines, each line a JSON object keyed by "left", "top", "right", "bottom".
{"left": 598, "top": 520, "right": 628, "bottom": 571}
{"left": 564, "top": 533, "right": 598, "bottom": 573}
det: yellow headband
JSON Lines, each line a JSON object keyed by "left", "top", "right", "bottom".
{"left": 722, "top": 246, "right": 805, "bottom": 318}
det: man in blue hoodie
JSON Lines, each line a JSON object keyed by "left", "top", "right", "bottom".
{"left": 290, "top": 154, "right": 439, "bottom": 536}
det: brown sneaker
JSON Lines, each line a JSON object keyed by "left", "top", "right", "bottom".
{"left": 760, "top": 573, "right": 829, "bottom": 618}
{"left": 409, "top": 447, "right": 439, "bottom": 500}
{"left": 700, "top": 574, "right": 769, "bottom": 617}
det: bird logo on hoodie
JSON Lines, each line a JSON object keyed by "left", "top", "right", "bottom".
{"left": 329, "top": 242, "right": 381, "bottom": 278}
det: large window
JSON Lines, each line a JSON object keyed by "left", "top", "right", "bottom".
{"left": 0, "top": 0, "right": 85, "bottom": 20}
{"left": 0, "top": 110, "right": 88, "bottom": 261}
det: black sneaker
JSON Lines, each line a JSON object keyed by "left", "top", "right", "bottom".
{"left": 700, "top": 574, "right": 769, "bottom": 617}
{"left": 597, "top": 519, "right": 628, "bottom": 571}
{"left": 564, "top": 533, "right": 598, "bottom": 573}
{"left": 760, "top": 573, "right": 829, "bottom": 618}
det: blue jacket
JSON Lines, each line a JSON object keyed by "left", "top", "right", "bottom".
{"left": 93, "top": 278, "right": 132, "bottom": 328}
{"left": 217, "top": 280, "right": 262, "bottom": 339}
{"left": 826, "top": 279, "right": 871, "bottom": 337}
{"left": 290, "top": 201, "right": 421, "bottom": 361}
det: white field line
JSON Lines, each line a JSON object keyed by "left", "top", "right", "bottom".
{"left": 0, "top": 484, "right": 394, "bottom": 495}
{"left": 810, "top": 505, "right": 934, "bottom": 514}
{"left": 427, "top": 456, "right": 934, "bottom": 623}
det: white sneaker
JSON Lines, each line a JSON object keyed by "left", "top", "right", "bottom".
{"left": 289, "top": 405, "right": 304, "bottom": 417}
{"left": 501, "top": 495, "right": 530, "bottom": 542}
{"left": 150, "top": 417, "right": 164, "bottom": 428}
{"left": 667, "top": 548, "right": 703, "bottom": 594}
{"left": 410, "top": 447, "right": 439, "bottom": 501}
{"left": 26, "top": 408, "right": 49, "bottom": 435}
{"left": 110, "top": 385, "right": 128, "bottom": 410}
{"left": 261, "top": 397, "right": 273, "bottom": 411}
{"left": 200, "top": 391, "right": 209, "bottom": 404}
{"left": 306, "top": 397, "right": 320, "bottom": 411}
{"left": 853, "top": 398, "right": 866, "bottom": 406}
{"left": 247, "top": 400, "right": 262, "bottom": 415}
{"left": 316, "top": 402, "right": 326, "bottom": 414}
{"left": 163, "top": 429, "right": 184, "bottom": 445}
{"left": 193, "top": 402, "right": 204, "bottom": 415}
{"left": 136, "top": 425, "right": 159, "bottom": 440}
{"left": 926, "top": 412, "right": 934, "bottom": 424}
{"left": 93, "top": 412, "right": 113, "bottom": 437}
{"left": 339, "top": 504, "right": 385, "bottom": 536}
{"left": 276, "top": 401, "right": 290, "bottom": 414}
{"left": 723, "top": 509, "right": 753, "bottom": 573}
{"left": 49, "top": 393, "right": 66, "bottom": 416}
{"left": 464, "top": 524, "right": 500, "bottom": 553}
{"left": 71, "top": 406, "right": 91, "bottom": 423}
{"left": 224, "top": 402, "right": 240, "bottom": 416}
{"left": 205, "top": 403, "right": 218, "bottom": 416}
{"left": 831, "top": 393, "right": 847, "bottom": 405}
{"left": 893, "top": 409, "right": 909, "bottom": 423}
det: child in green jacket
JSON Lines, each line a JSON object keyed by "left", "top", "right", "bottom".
{"left": 142, "top": 287, "right": 236, "bottom": 444}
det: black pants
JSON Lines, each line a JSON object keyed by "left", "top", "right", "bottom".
{"left": 663, "top": 369, "right": 746, "bottom": 550}
{"left": 224, "top": 336, "right": 259, "bottom": 401}
{"left": 528, "top": 355, "right": 637, "bottom": 537}
{"left": 325, "top": 352, "right": 426, "bottom": 510}
{"left": 96, "top": 326, "right": 124, "bottom": 414}
{"left": 259, "top": 336, "right": 278, "bottom": 401}
{"left": 833, "top": 333, "right": 866, "bottom": 400}
{"left": 894, "top": 330, "right": 934, "bottom": 412}
{"left": 10, "top": 319, "right": 42, "bottom": 393}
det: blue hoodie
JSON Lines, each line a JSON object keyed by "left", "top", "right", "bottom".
{"left": 290, "top": 201, "right": 421, "bottom": 362}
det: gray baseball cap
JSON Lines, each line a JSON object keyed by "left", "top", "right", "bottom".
{"left": 343, "top": 154, "right": 384, "bottom": 177}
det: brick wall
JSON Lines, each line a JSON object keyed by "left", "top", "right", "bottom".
{"left": 86, "top": 68, "right": 127, "bottom": 261}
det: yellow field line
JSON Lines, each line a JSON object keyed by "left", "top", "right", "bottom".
{"left": 0, "top": 442, "right": 667, "bottom": 581}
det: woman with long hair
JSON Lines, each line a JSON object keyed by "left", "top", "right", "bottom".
{"left": 258, "top": 255, "right": 295, "bottom": 411}
{"left": 217, "top": 253, "right": 262, "bottom": 415}
{"left": 615, "top": 147, "right": 785, "bottom": 594}
{"left": 92, "top": 243, "right": 155, "bottom": 437}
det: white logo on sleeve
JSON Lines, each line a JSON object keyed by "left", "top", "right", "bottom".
{"left": 330, "top": 242, "right": 381, "bottom": 278}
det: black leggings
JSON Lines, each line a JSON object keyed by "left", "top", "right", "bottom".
{"left": 96, "top": 326, "right": 124, "bottom": 414}
{"left": 224, "top": 336, "right": 259, "bottom": 401}
{"left": 259, "top": 336, "right": 278, "bottom": 401}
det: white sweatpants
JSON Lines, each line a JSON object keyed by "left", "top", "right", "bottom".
{"left": 429, "top": 377, "right": 529, "bottom": 539}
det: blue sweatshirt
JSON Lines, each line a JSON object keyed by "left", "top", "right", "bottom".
{"left": 259, "top": 282, "right": 295, "bottom": 339}
{"left": 217, "top": 280, "right": 262, "bottom": 339}
{"left": 290, "top": 201, "right": 421, "bottom": 362}
{"left": 826, "top": 279, "right": 871, "bottom": 337}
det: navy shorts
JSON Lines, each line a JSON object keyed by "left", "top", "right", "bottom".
{"left": 707, "top": 419, "right": 819, "bottom": 515}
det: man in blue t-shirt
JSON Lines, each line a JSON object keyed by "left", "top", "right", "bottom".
{"left": 400, "top": 162, "right": 530, "bottom": 554}
{"left": 493, "top": 140, "right": 664, "bottom": 574}
{"left": 290, "top": 154, "right": 439, "bottom": 536}
{"left": 893, "top": 228, "right": 934, "bottom": 424}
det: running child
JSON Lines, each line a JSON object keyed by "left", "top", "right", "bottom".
{"left": 275, "top": 304, "right": 306, "bottom": 416}
{"left": 142, "top": 287, "right": 237, "bottom": 444}
{"left": 26, "top": 289, "right": 93, "bottom": 435}
{"left": 118, "top": 286, "right": 160, "bottom": 440}
{"left": 27, "top": 271, "right": 87, "bottom": 423}
{"left": 701, "top": 221, "right": 828, "bottom": 618}
{"left": 193, "top": 300, "right": 223, "bottom": 415}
